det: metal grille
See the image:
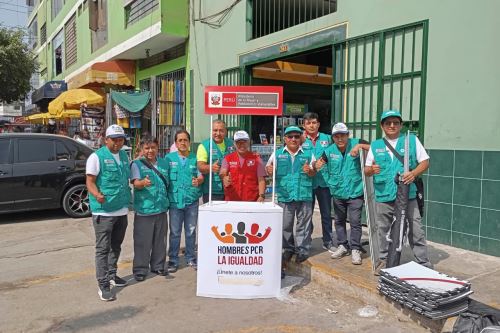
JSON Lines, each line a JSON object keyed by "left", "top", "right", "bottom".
{"left": 125, "top": 0, "right": 159, "bottom": 27}
{"left": 155, "top": 68, "right": 186, "bottom": 156}
{"left": 332, "top": 21, "right": 428, "bottom": 142}
{"left": 138, "top": 42, "right": 186, "bottom": 70}
{"left": 218, "top": 67, "right": 250, "bottom": 137}
{"left": 40, "top": 23, "right": 47, "bottom": 45}
{"left": 250, "top": 0, "right": 337, "bottom": 39}
{"left": 65, "top": 15, "right": 77, "bottom": 69}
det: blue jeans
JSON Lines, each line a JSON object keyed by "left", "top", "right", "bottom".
{"left": 312, "top": 187, "right": 334, "bottom": 247}
{"left": 168, "top": 201, "right": 199, "bottom": 266}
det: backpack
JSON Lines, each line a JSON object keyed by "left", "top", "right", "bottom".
{"left": 452, "top": 300, "right": 500, "bottom": 333}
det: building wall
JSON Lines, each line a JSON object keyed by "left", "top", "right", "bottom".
{"left": 189, "top": 0, "right": 500, "bottom": 256}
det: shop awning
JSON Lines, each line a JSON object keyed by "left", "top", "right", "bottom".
{"left": 26, "top": 112, "right": 50, "bottom": 124}
{"left": 67, "top": 60, "right": 135, "bottom": 90}
{"left": 31, "top": 81, "right": 68, "bottom": 104}
{"left": 48, "top": 89, "right": 105, "bottom": 117}
{"left": 111, "top": 90, "right": 151, "bottom": 113}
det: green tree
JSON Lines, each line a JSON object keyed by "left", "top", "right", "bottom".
{"left": 0, "top": 26, "right": 38, "bottom": 103}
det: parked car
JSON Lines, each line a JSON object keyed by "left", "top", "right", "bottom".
{"left": 0, "top": 133, "right": 93, "bottom": 218}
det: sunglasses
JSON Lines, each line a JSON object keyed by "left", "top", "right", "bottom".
{"left": 286, "top": 134, "right": 301, "bottom": 139}
{"left": 383, "top": 121, "right": 401, "bottom": 127}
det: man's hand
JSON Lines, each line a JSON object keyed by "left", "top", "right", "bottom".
{"left": 315, "top": 157, "right": 326, "bottom": 170}
{"left": 402, "top": 171, "right": 416, "bottom": 185}
{"left": 372, "top": 162, "right": 381, "bottom": 175}
{"left": 212, "top": 160, "right": 220, "bottom": 173}
{"left": 142, "top": 175, "right": 152, "bottom": 187}
{"left": 223, "top": 174, "right": 232, "bottom": 187}
{"left": 266, "top": 164, "right": 274, "bottom": 176}
{"left": 96, "top": 192, "right": 105, "bottom": 203}
{"left": 350, "top": 144, "right": 361, "bottom": 157}
{"left": 302, "top": 161, "right": 311, "bottom": 173}
{"left": 257, "top": 195, "right": 265, "bottom": 203}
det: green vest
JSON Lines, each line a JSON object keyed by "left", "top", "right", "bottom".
{"left": 325, "top": 138, "right": 364, "bottom": 199}
{"left": 371, "top": 134, "right": 418, "bottom": 203}
{"left": 200, "top": 137, "right": 234, "bottom": 195}
{"left": 132, "top": 158, "right": 169, "bottom": 215}
{"left": 166, "top": 152, "right": 202, "bottom": 209}
{"left": 275, "top": 147, "right": 314, "bottom": 203}
{"left": 89, "top": 147, "right": 131, "bottom": 213}
{"left": 302, "top": 132, "right": 332, "bottom": 189}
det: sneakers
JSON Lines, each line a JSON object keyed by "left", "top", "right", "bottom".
{"left": 167, "top": 262, "right": 178, "bottom": 273}
{"left": 331, "top": 244, "right": 350, "bottom": 259}
{"left": 98, "top": 283, "right": 115, "bottom": 301}
{"left": 351, "top": 249, "right": 362, "bottom": 265}
{"left": 187, "top": 260, "right": 197, "bottom": 270}
{"left": 322, "top": 243, "right": 337, "bottom": 254}
{"left": 110, "top": 276, "right": 128, "bottom": 287}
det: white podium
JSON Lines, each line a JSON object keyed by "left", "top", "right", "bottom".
{"left": 196, "top": 201, "right": 283, "bottom": 299}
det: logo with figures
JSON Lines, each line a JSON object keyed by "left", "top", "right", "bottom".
{"left": 211, "top": 222, "right": 271, "bottom": 244}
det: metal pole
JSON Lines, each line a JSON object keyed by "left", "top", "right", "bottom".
{"left": 271, "top": 115, "right": 277, "bottom": 204}
{"left": 208, "top": 115, "right": 213, "bottom": 205}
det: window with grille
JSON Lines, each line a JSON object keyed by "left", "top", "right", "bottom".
{"left": 125, "top": 0, "right": 159, "bottom": 27}
{"left": 250, "top": 0, "right": 337, "bottom": 39}
{"left": 40, "top": 23, "right": 47, "bottom": 45}
{"left": 138, "top": 42, "right": 186, "bottom": 70}
{"left": 65, "top": 15, "right": 77, "bottom": 69}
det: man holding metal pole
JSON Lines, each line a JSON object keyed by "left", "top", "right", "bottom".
{"left": 364, "top": 110, "right": 432, "bottom": 273}
{"left": 197, "top": 119, "right": 234, "bottom": 203}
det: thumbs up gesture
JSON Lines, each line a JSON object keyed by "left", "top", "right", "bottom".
{"left": 302, "top": 161, "right": 311, "bottom": 173}
{"left": 143, "top": 175, "right": 152, "bottom": 187}
{"left": 315, "top": 157, "right": 326, "bottom": 170}
{"left": 223, "top": 173, "right": 232, "bottom": 187}
{"left": 212, "top": 160, "right": 220, "bottom": 173}
{"left": 372, "top": 162, "right": 381, "bottom": 175}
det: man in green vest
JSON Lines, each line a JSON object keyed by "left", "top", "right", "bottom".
{"left": 197, "top": 119, "right": 234, "bottom": 203}
{"left": 166, "top": 130, "right": 204, "bottom": 272}
{"left": 130, "top": 135, "right": 169, "bottom": 282}
{"left": 266, "top": 126, "right": 316, "bottom": 268}
{"left": 86, "top": 124, "right": 131, "bottom": 301}
{"left": 315, "top": 123, "right": 370, "bottom": 265}
{"left": 364, "top": 110, "right": 431, "bottom": 274}
{"left": 301, "top": 112, "right": 335, "bottom": 253}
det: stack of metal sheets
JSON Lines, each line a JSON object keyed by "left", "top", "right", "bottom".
{"left": 378, "top": 261, "right": 473, "bottom": 320}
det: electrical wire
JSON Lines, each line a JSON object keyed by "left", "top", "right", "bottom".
{"left": 194, "top": 0, "right": 241, "bottom": 29}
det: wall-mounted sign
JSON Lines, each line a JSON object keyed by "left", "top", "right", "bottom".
{"left": 283, "top": 103, "right": 308, "bottom": 116}
{"left": 205, "top": 86, "right": 283, "bottom": 116}
{"left": 279, "top": 44, "right": 289, "bottom": 53}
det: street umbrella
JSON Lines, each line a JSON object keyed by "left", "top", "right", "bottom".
{"left": 386, "top": 131, "right": 410, "bottom": 268}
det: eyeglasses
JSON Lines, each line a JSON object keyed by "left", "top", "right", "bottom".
{"left": 286, "top": 134, "right": 301, "bottom": 139}
{"left": 383, "top": 121, "right": 401, "bottom": 127}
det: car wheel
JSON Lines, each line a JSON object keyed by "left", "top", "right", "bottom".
{"left": 62, "top": 184, "right": 91, "bottom": 218}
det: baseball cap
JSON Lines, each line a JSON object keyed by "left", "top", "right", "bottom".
{"left": 234, "top": 130, "right": 250, "bottom": 142}
{"left": 331, "top": 122, "right": 349, "bottom": 135}
{"left": 380, "top": 110, "right": 402, "bottom": 123}
{"left": 105, "top": 124, "right": 126, "bottom": 138}
{"left": 284, "top": 126, "right": 302, "bottom": 135}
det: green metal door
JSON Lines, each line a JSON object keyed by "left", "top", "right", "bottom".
{"left": 217, "top": 67, "right": 251, "bottom": 137}
{"left": 332, "top": 21, "right": 428, "bottom": 142}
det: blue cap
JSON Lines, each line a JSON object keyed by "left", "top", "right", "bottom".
{"left": 284, "top": 126, "right": 302, "bottom": 135}
{"left": 380, "top": 110, "right": 402, "bottom": 123}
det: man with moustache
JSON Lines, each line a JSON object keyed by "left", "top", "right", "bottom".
{"left": 197, "top": 119, "right": 235, "bottom": 203}
{"left": 86, "top": 124, "right": 131, "bottom": 301}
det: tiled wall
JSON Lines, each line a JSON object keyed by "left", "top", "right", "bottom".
{"left": 422, "top": 150, "right": 500, "bottom": 257}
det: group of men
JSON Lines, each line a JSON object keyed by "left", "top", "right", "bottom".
{"left": 85, "top": 108, "right": 432, "bottom": 302}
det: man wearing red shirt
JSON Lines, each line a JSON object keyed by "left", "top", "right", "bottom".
{"left": 220, "top": 130, "right": 267, "bottom": 202}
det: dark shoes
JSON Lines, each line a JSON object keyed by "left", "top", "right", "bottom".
{"left": 373, "top": 259, "right": 386, "bottom": 276}
{"left": 98, "top": 283, "right": 115, "bottom": 301}
{"left": 151, "top": 269, "right": 168, "bottom": 276}
{"left": 110, "top": 276, "right": 128, "bottom": 287}
{"left": 134, "top": 274, "right": 146, "bottom": 282}
{"left": 167, "top": 262, "right": 178, "bottom": 273}
{"left": 187, "top": 261, "right": 197, "bottom": 271}
{"left": 295, "top": 254, "right": 309, "bottom": 264}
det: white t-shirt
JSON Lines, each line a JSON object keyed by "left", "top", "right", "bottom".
{"left": 365, "top": 136, "right": 429, "bottom": 166}
{"left": 86, "top": 152, "right": 129, "bottom": 216}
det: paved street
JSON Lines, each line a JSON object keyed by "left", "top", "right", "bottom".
{"left": 0, "top": 209, "right": 427, "bottom": 333}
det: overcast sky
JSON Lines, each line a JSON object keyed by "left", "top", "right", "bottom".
{"left": 0, "top": 0, "right": 29, "bottom": 30}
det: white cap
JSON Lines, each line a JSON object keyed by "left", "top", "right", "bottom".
{"left": 48, "top": 119, "right": 56, "bottom": 125}
{"left": 331, "top": 122, "right": 349, "bottom": 135}
{"left": 105, "top": 124, "right": 126, "bottom": 138}
{"left": 234, "top": 130, "right": 250, "bottom": 142}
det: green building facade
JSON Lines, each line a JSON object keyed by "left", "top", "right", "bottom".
{"left": 188, "top": 0, "right": 500, "bottom": 257}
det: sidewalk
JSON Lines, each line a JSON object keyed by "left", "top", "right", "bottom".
{"left": 290, "top": 210, "right": 500, "bottom": 332}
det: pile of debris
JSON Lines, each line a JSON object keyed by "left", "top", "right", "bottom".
{"left": 378, "top": 261, "right": 473, "bottom": 320}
